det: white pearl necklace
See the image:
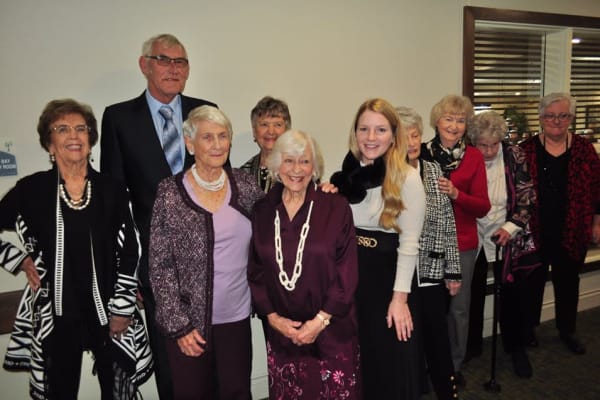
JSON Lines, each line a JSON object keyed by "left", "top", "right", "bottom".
{"left": 275, "top": 200, "right": 314, "bottom": 291}
{"left": 191, "top": 164, "right": 226, "bottom": 191}
{"left": 59, "top": 179, "right": 92, "bottom": 210}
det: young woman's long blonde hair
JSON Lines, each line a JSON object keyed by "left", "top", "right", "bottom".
{"left": 348, "top": 98, "right": 410, "bottom": 233}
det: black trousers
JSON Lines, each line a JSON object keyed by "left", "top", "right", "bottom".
{"left": 44, "top": 316, "right": 113, "bottom": 400}
{"left": 468, "top": 249, "right": 538, "bottom": 354}
{"left": 530, "top": 247, "right": 583, "bottom": 336}
{"left": 416, "top": 284, "right": 457, "bottom": 400}
{"left": 499, "top": 275, "right": 536, "bottom": 353}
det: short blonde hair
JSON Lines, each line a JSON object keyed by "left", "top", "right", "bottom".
{"left": 430, "top": 95, "right": 474, "bottom": 129}
{"left": 266, "top": 130, "right": 324, "bottom": 181}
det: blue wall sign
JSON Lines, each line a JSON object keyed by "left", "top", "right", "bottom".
{"left": 0, "top": 151, "right": 18, "bottom": 176}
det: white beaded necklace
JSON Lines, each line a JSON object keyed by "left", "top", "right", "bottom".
{"left": 59, "top": 179, "right": 92, "bottom": 210}
{"left": 274, "top": 200, "right": 314, "bottom": 291}
{"left": 191, "top": 164, "right": 226, "bottom": 191}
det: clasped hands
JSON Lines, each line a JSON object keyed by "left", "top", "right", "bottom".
{"left": 267, "top": 312, "right": 327, "bottom": 346}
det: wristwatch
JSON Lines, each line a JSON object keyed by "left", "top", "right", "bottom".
{"left": 316, "top": 312, "right": 330, "bottom": 327}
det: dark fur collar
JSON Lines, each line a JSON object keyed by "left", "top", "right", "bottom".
{"left": 330, "top": 151, "right": 385, "bottom": 204}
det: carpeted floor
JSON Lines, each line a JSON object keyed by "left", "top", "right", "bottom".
{"left": 423, "top": 306, "right": 600, "bottom": 400}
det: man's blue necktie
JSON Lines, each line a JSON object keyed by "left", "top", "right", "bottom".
{"left": 159, "top": 105, "right": 183, "bottom": 174}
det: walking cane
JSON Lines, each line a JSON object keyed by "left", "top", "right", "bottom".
{"left": 484, "top": 236, "right": 502, "bottom": 393}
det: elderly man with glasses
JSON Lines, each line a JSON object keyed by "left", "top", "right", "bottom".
{"left": 100, "top": 33, "right": 217, "bottom": 399}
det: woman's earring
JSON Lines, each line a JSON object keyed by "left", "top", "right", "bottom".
{"left": 188, "top": 147, "right": 194, "bottom": 155}
{"left": 49, "top": 153, "right": 56, "bottom": 163}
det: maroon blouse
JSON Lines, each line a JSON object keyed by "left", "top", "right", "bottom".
{"left": 248, "top": 183, "right": 359, "bottom": 340}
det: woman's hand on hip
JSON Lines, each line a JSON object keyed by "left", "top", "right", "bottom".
{"left": 387, "top": 291, "right": 413, "bottom": 342}
{"left": 177, "top": 329, "right": 207, "bottom": 357}
{"left": 19, "top": 256, "right": 40, "bottom": 291}
{"left": 109, "top": 315, "right": 131, "bottom": 341}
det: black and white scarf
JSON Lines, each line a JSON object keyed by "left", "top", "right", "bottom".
{"left": 423, "top": 134, "right": 466, "bottom": 177}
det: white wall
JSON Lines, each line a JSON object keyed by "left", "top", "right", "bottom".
{"left": 1, "top": 0, "right": 600, "bottom": 398}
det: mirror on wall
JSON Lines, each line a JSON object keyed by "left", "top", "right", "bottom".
{"left": 463, "top": 6, "right": 600, "bottom": 146}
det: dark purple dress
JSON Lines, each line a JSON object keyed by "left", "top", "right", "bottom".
{"left": 248, "top": 183, "right": 361, "bottom": 400}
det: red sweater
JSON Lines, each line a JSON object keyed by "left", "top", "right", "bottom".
{"left": 449, "top": 146, "right": 491, "bottom": 251}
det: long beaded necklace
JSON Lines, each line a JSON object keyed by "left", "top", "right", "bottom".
{"left": 191, "top": 164, "right": 226, "bottom": 191}
{"left": 274, "top": 200, "right": 314, "bottom": 291}
{"left": 59, "top": 179, "right": 92, "bottom": 210}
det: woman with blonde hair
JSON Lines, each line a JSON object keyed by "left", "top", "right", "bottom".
{"left": 420, "top": 94, "right": 490, "bottom": 386}
{"left": 331, "top": 98, "right": 426, "bottom": 399}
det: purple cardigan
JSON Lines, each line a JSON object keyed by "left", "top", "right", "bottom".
{"left": 149, "top": 167, "right": 263, "bottom": 340}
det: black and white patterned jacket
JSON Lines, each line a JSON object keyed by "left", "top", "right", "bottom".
{"left": 417, "top": 159, "right": 461, "bottom": 283}
{"left": 0, "top": 166, "right": 153, "bottom": 399}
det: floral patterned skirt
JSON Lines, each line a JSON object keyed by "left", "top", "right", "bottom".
{"left": 266, "top": 338, "right": 361, "bottom": 400}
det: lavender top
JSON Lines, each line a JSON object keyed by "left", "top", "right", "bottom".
{"left": 149, "top": 168, "right": 263, "bottom": 340}
{"left": 183, "top": 178, "right": 252, "bottom": 324}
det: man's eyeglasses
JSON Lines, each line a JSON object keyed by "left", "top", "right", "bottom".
{"left": 51, "top": 125, "right": 90, "bottom": 135}
{"left": 144, "top": 55, "right": 189, "bottom": 67}
{"left": 542, "top": 113, "right": 572, "bottom": 122}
